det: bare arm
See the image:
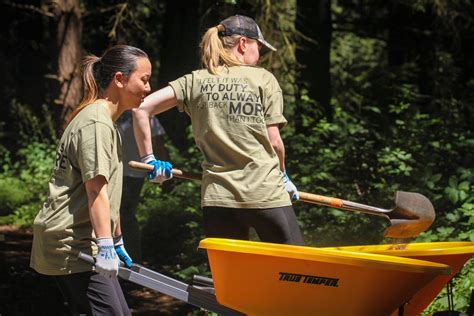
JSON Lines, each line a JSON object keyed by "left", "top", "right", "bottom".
{"left": 85, "top": 175, "right": 112, "bottom": 238}
{"left": 267, "top": 124, "right": 285, "bottom": 171}
{"left": 132, "top": 86, "right": 177, "bottom": 158}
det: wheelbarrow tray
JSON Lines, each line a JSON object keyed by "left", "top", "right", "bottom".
{"left": 324, "top": 241, "right": 474, "bottom": 315}
{"left": 198, "top": 238, "right": 451, "bottom": 316}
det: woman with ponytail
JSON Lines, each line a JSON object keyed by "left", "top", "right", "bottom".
{"left": 30, "top": 45, "right": 171, "bottom": 315}
{"left": 134, "top": 15, "right": 304, "bottom": 245}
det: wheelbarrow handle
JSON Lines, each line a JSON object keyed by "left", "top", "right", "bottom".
{"left": 78, "top": 252, "right": 95, "bottom": 264}
{"left": 78, "top": 252, "right": 126, "bottom": 267}
{"left": 78, "top": 252, "right": 243, "bottom": 315}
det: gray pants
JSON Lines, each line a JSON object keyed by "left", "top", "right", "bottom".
{"left": 54, "top": 272, "right": 131, "bottom": 316}
{"left": 203, "top": 205, "right": 305, "bottom": 245}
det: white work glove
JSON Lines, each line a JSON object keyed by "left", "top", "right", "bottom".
{"left": 95, "top": 237, "right": 119, "bottom": 278}
{"left": 141, "top": 153, "right": 173, "bottom": 184}
{"left": 283, "top": 170, "right": 299, "bottom": 202}
{"left": 113, "top": 235, "right": 133, "bottom": 268}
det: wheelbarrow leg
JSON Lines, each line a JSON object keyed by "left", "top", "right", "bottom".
{"left": 397, "top": 302, "right": 406, "bottom": 316}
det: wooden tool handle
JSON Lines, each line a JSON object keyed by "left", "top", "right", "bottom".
{"left": 129, "top": 160, "right": 385, "bottom": 216}
{"left": 298, "top": 192, "right": 344, "bottom": 208}
{"left": 131, "top": 160, "right": 345, "bottom": 208}
{"left": 128, "top": 161, "right": 202, "bottom": 181}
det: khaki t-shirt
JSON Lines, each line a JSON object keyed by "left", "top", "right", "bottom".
{"left": 30, "top": 103, "right": 123, "bottom": 275}
{"left": 169, "top": 66, "right": 291, "bottom": 208}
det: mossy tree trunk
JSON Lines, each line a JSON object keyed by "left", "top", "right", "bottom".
{"left": 51, "top": 0, "right": 83, "bottom": 131}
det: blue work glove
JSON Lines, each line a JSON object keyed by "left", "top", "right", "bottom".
{"left": 141, "top": 154, "right": 173, "bottom": 184}
{"left": 113, "top": 235, "right": 133, "bottom": 268}
{"left": 95, "top": 237, "right": 119, "bottom": 278}
{"left": 283, "top": 170, "right": 299, "bottom": 202}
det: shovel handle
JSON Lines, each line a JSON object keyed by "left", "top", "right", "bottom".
{"left": 299, "top": 192, "right": 390, "bottom": 218}
{"left": 128, "top": 161, "right": 202, "bottom": 181}
{"left": 129, "top": 161, "right": 434, "bottom": 238}
{"left": 298, "top": 192, "right": 344, "bottom": 208}
{"left": 128, "top": 161, "right": 388, "bottom": 217}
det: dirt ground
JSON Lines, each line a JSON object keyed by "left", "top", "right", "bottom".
{"left": 0, "top": 225, "right": 198, "bottom": 315}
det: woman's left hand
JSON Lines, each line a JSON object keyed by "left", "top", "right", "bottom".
{"left": 283, "top": 171, "right": 299, "bottom": 202}
{"left": 113, "top": 235, "right": 133, "bottom": 268}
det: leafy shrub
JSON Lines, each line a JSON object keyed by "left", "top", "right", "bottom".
{"left": 0, "top": 177, "right": 32, "bottom": 216}
{"left": 422, "top": 259, "right": 473, "bottom": 315}
{"left": 0, "top": 140, "right": 55, "bottom": 227}
{"left": 285, "top": 21, "right": 473, "bottom": 314}
{"left": 138, "top": 173, "right": 208, "bottom": 281}
{"left": 0, "top": 100, "right": 57, "bottom": 226}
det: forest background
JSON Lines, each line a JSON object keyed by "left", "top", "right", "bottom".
{"left": 0, "top": 0, "right": 472, "bottom": 314}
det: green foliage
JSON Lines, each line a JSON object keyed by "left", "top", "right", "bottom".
{"left": 0, "top": 101, "right": 56, "bottom": 227}
{"left": 284, "top": 2, "right": 474, "bottom": 312}
{"left": 422, "top": 259, "right": 474, "bottom": 315}
{"left": 6, "top": 141, "right": 55, "bottom": 227}
{"left": 285, "top": 91, "right": 388, "bottom": 246}
{"left": 137, "top": 134, "right": 208, "bottom": 281}
{"left": 416, "top": 168, "right": 473, "bottom": 314}
{"left": 138, "top": 179, "right": 209, "bottom": 282}
{"left": 0, "top": 177, "right": 31, "bottom": 216}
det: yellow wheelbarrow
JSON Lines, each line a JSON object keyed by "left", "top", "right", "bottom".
{"left": 80, "top": 240, "right": 472, "bottom": 315}
{"left": 325, "top": 241, "right": 474, "bottom": 315}
{"left": 199, "top": 238, "right": 453, "bottom": 315}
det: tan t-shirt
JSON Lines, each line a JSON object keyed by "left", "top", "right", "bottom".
{"left": 169, "top": 66, "right": 291, "bottom": 208}
{"left": 30, "top": 103, "right": 123, "bottom": 275}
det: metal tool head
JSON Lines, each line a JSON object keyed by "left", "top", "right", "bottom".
{"left": 384, "top": 191, "right": 436, "bottom": 238}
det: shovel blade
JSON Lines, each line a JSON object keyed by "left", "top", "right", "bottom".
{"left": 384, "top": 219, "right": 434, "bottom": 238}
{"left": 384, "top": 191, "right": 436, "bottom": 238}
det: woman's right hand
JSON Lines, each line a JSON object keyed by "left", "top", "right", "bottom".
{"left": 141, "top": 154, "right": 173, "bottom": 183}
{"left": 95, "top": 237, "right": 119, "bottom": 278}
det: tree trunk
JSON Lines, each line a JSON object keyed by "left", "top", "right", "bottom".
{"left": 296, "top": 0, "right": 332, "bottom": 121}
{"left": 155, "top": 0, "right": 200, "bottom": 152}
{"left": 387, "top": 2, "right": 408, "bottom": 67}
{"left": 52, "top": 0, "right": 83, "bottom": 131}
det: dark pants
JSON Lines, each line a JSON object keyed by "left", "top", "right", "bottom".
{"left": 120, "top": 176, "right": 145, "bottom": 263}
{"left": 54, "top": 272, "right": 131, "bottom": 316}
{"left": 202, "top": 206, "right": 304, "bottom": 245}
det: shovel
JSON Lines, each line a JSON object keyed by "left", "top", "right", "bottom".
{"left": 128, "top": 161, "right": 435, "bottom": 238}
{"left": 298, "top": 191, "right": 435, "bottom": 238}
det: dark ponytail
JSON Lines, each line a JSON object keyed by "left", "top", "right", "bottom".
{"left": 68, "top": 45, "right": 148, "bottom": 124}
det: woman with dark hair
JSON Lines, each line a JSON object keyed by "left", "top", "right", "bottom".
{"left": 30, "top": 45, "right": 171, "bottom": 315}
{"left": 133, "top": 15, "right": 304, "bottom": 246}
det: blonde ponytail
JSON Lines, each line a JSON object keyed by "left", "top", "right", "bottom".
{"left": 67, "top": 55, "right": 100, "bottom": 124}
{"left": 200, "top": 25, "right": 244, "bottom": 75}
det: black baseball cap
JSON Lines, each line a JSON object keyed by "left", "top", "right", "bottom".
{"left": 219, "top": 15, "right": 277, "bottom": 52}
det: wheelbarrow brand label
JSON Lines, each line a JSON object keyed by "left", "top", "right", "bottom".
{"left": 278, "top": 272, "right": 339, "bottom": 287}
